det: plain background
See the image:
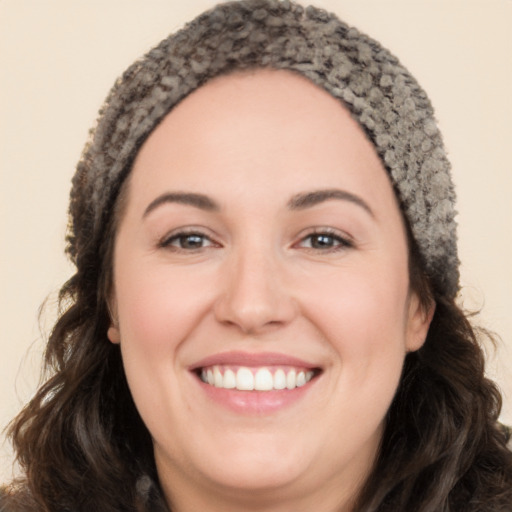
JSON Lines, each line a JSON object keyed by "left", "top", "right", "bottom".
{"left": 1, "top": 0, "right": 511, "bottom": 483}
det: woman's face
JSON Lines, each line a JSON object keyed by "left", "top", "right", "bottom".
{"left": 108, "top": 70, "right": 432, "bottom": 509}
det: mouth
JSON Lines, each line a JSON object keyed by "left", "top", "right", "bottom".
{"left": 197, "top": 365, "right": 319, "bottom": 391}
{"left": 189, "top": 351, "right": 322, "bottom": 413}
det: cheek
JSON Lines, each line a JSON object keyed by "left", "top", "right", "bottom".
{"left": 112, "top": 262, "right": 213, "bottom": 432}
{"left": 300, "top": 261, "right": 410, "bottom": 379}
{"left": 310, "top": 263, "right": 408, "bottom": 332}
{"left": 114, "top": 257, "right": 214, "bottom": 355}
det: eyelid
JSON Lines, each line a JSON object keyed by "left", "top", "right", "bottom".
{"left": 158, "top": 226, "right": 222, "bottom": 251}
{"left": 292, "top": 227, "right": 355, "bottom": 252}
{"left": 157, "top": 225, "right": 354, "bottom": 253}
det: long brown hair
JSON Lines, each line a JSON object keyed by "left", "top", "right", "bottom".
{"left": 2, "top": 0, "right": 512, "bottom": 507}
{"left": 355, "top": 241, "right": 512, "bottom": 511}
{"left": 2, "top": 188, "right": 511, "bottom": 511}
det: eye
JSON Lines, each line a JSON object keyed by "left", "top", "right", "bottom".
{"left": 296, "top": 230, "right": 353, "bottom": 252}
{"left": 160, "top": 230, "right": 217, "bottom": 251}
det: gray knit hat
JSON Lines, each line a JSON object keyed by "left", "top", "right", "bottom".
{"left": 68, "top": 0, "right": 459, "bottom": 298}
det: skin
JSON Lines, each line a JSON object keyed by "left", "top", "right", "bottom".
{"left": 108, "top": 69, "right": 433, "bottom": 512}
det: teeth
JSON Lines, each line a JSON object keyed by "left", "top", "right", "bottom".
{"left": 286, "top": 369, "right": 296, "bottom": 390}
{"left": 254, "top": 368, "right": 273, "bottom": 391}
{"left": 214, "top": 367, "right": 223, "bottom": 388}
{"left": 274, "top": 369, "right": 286, "bottom": 390}
{"left": 236, "top": 368, "right": 254, "bottom": 391}
{"left": 223, "top": 369, "right": 236, "bottom": 389}
{"left": 199, "top": 365, "right": 315, "bottom": 391}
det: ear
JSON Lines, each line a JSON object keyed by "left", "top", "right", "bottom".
{"left": 107, "top": 325, "right": 121, "bottom": 344}
{"left": 405, "top": 292, "right": 435, "bottom": 352}
{"left": 107, "top": 299, "right": 121, "bottom": 344}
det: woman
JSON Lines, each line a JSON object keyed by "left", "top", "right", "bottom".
{"left": 2, "top": 0, "right": 511, "bottom": 510}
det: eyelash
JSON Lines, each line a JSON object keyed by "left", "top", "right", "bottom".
{"left": 159, "top": 228, "right": 219, "bottom": 252}
{"left": 294, "top": 228, "right": 354, "bottom": 253}
{"left": 159, "top": 228, "right": 353, "bottom": 253}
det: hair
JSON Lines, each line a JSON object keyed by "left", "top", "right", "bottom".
{"left": 2, "top": 2, "right": 512, "bottom": 511}
{"left": 2, "top": 207, "right": 511, "bottom": 512}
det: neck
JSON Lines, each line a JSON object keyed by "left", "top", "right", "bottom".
{"left": 161, "top": 479, "right": 359, "bottom": 512}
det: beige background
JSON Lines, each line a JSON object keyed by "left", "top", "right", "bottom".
{"left": 1, "top": 0, "right": 511, "bottom": 483}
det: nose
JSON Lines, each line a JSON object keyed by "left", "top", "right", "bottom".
{"left": 213, "top": 247, "right": 298, "bottom": 335}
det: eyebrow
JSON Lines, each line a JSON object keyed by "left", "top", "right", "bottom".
{"left": 287, "top": 189, "right": 374, "bottom": 217}
{"left": 143, "top": 188, "right": 373, "bottom": 218}
{"left": 143, "top": 192, "right": 220, "bottom": 217}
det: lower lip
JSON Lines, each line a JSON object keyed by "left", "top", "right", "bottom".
{"left": 194, "top": 375, "right": 318, "bottom": 415}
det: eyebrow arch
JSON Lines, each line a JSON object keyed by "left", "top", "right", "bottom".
{"left": 143, "top": 192, "right": 220, "bottom": 218}
{"left": 287, "top": 189, "right": 374, "bottom": 217}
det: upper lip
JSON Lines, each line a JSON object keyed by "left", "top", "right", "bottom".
{"left": 189, "top": 351, "right": 320, "bottom": 371}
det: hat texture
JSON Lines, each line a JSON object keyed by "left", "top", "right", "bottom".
{"left": 69, "top": 0, "right": 459, "bottom": 297}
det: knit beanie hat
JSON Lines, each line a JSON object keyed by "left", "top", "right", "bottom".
{"left": 68, "top": 0, "right": 459, "bottom": 298}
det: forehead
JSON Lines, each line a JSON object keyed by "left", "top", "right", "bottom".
{"left": 149, "top": 68, "right": 365, "bottom": 148}
{"left": 126, "top": 68, "right": 396, "bottom": 216}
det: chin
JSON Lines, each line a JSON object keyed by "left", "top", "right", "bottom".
{"left": 207, "top": 457, "right": 302, "bottom": 492}
{"left": 156, "top": 426, "right": 314, "bottom": 495}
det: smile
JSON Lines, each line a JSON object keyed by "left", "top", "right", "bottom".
{"left": 199, "top": 365, "right": 316, "bottom": 391}
{"left": 190, "top": 352, "right": 322, "bottom": 413}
